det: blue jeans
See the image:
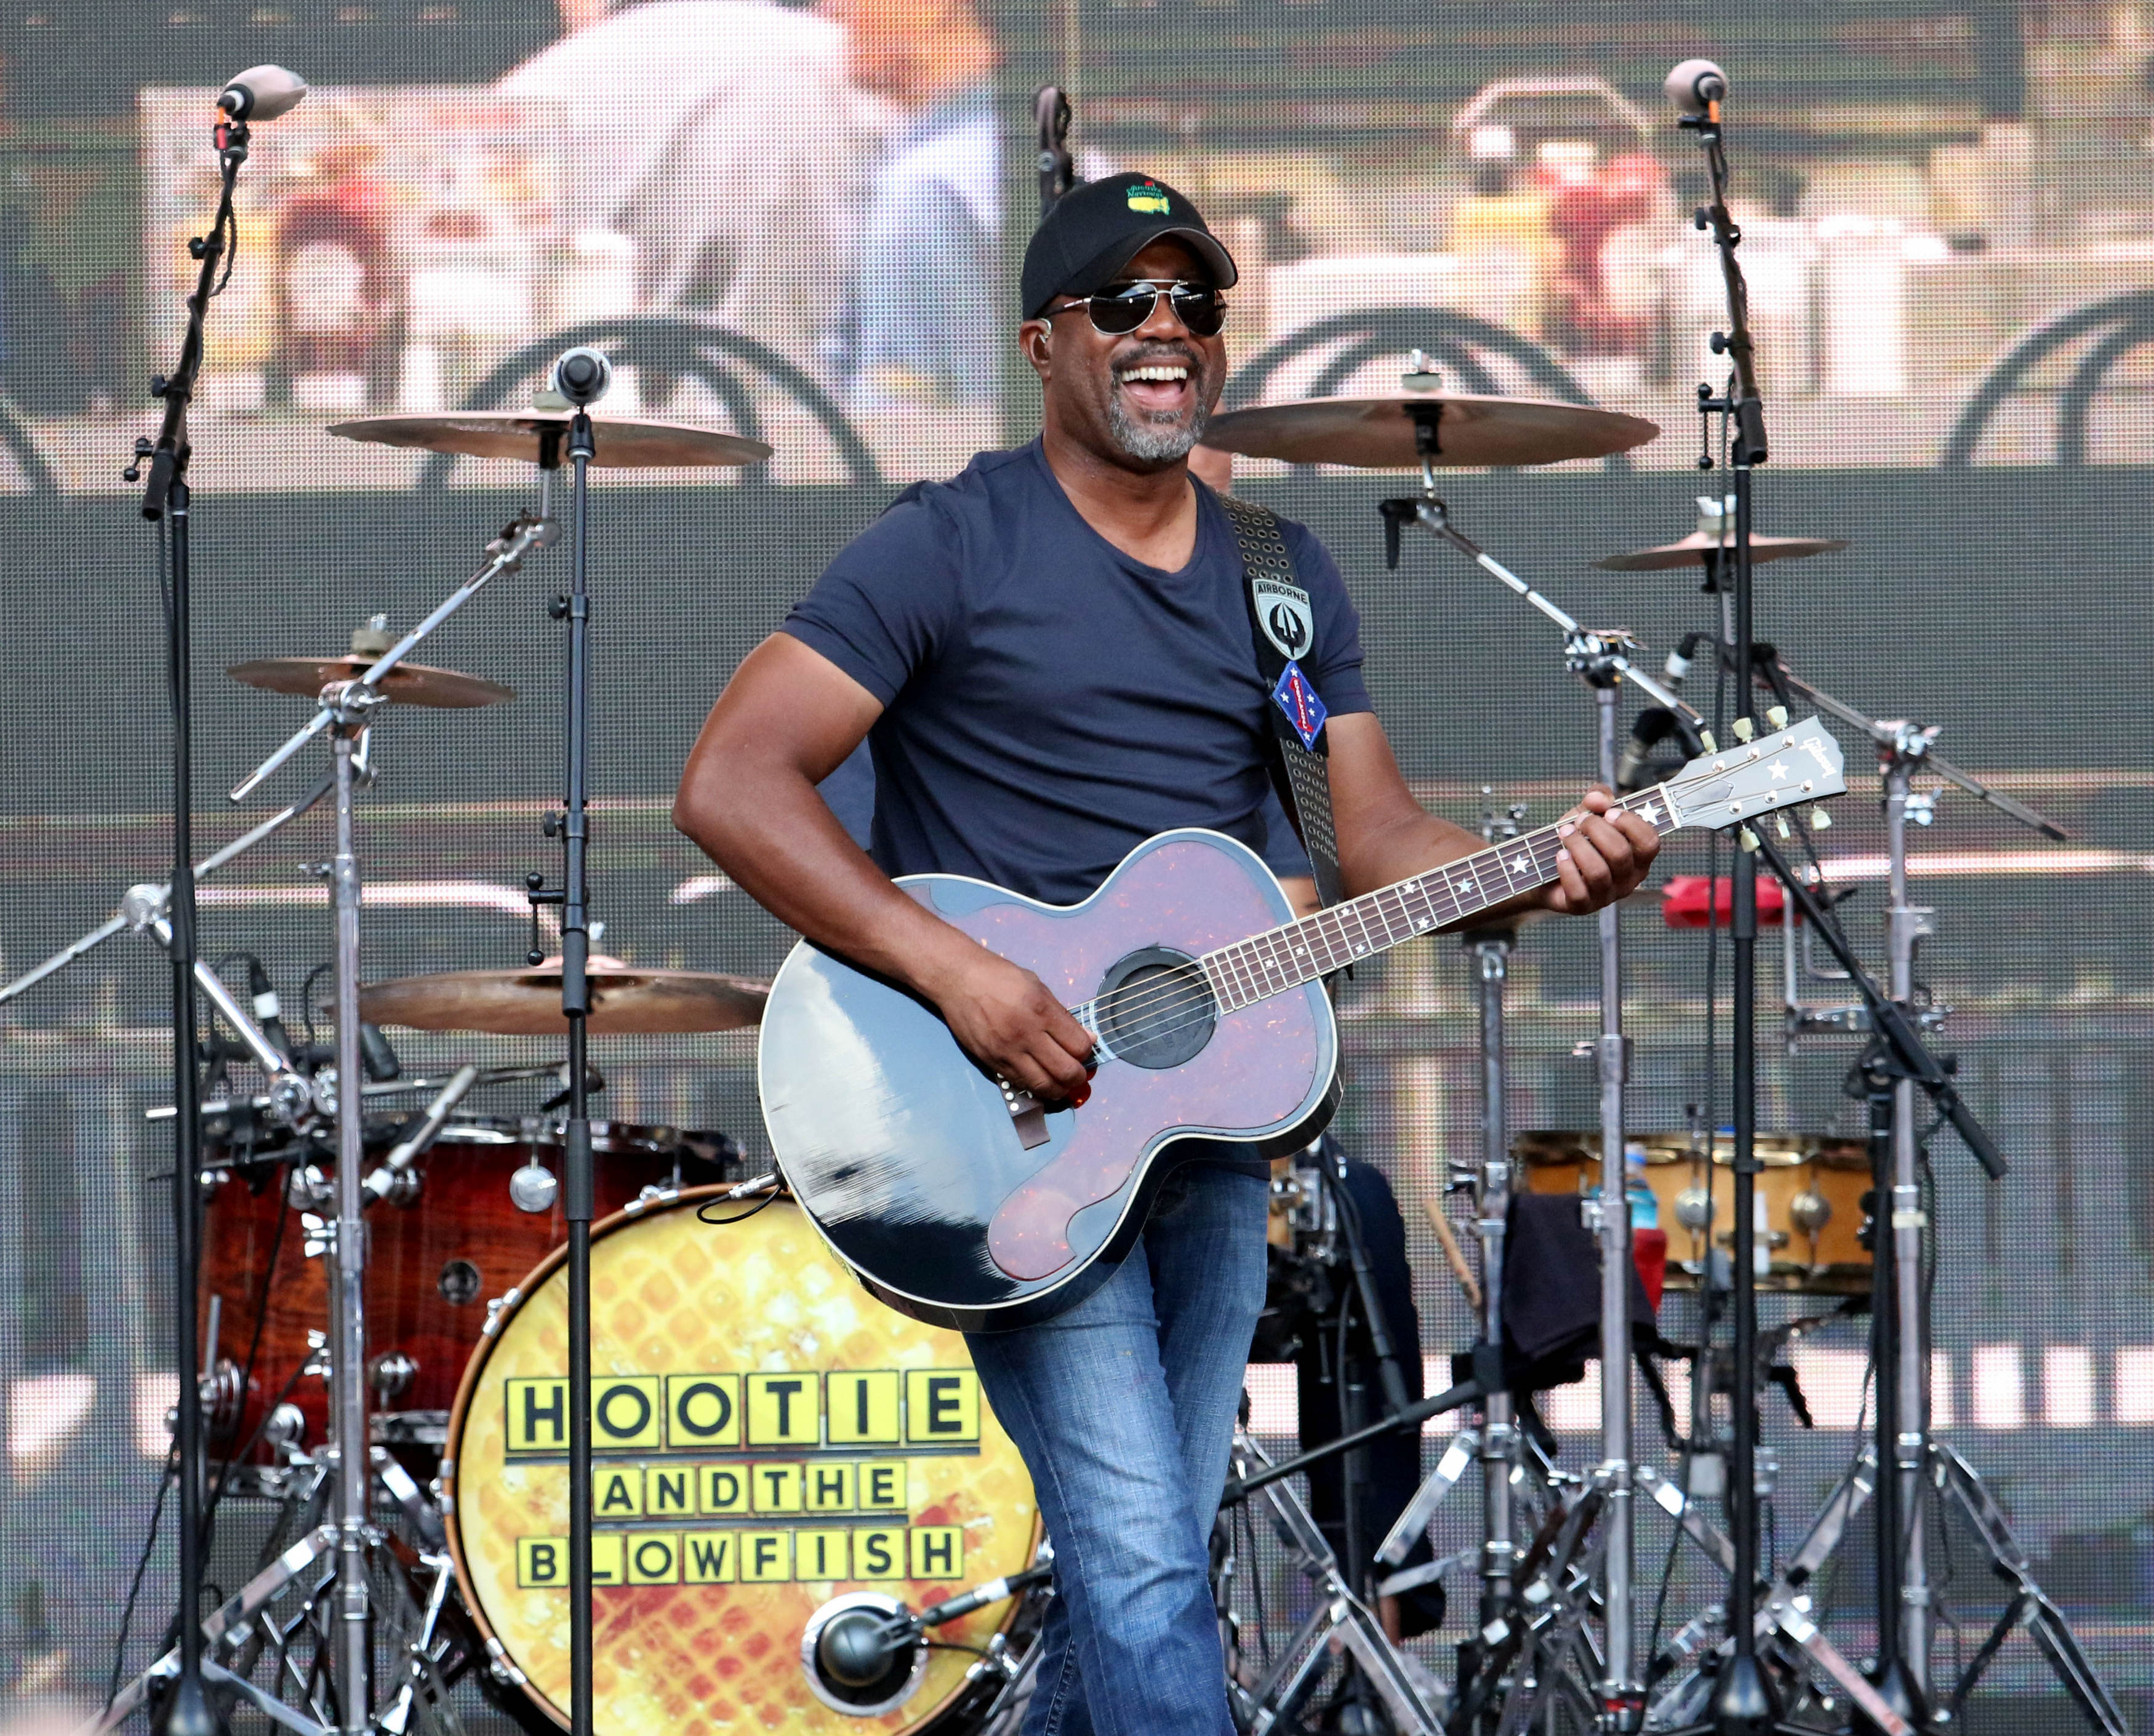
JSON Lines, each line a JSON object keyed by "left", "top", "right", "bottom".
{"left": 965, "top": 1162, "right": 1268, "bottom": 1736}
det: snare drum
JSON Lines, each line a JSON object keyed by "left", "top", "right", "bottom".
{"left": 199, "top": 1117, "right": 734, "bottom": 1459}
{"left": 444, "top": 1190, "right": 1041, "bottom": 1736}
{"left": 1517, "top": 1130, "right": 1872, "bottom": 1295}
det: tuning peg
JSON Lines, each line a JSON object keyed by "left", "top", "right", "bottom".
{"left": 1698, "top": 729, "right": 1718, "bottom": 753}
{"left": 1738, "top": 826, "right": 1761, "bottom": 853}
{"left": 1776, "top": 814, "right": 1792, "bottom": 840}
{"left": 1731, "top": 716, "right": 1755, "bottom": 743}
{"left": 1766, "top": 705, "right": 1788, "bottom": 730}
{"left": 1810, "top": 807, "right": 1832, "bottom": 830}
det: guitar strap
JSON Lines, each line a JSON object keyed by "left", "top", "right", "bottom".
{"left": 1219, "top": 493, "right": 1345, "bottom": 908}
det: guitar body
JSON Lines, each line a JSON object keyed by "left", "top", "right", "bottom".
{"left": 759, "top": 830, "right": 1340, "bottom": 1331}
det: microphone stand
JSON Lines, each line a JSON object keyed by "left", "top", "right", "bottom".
{"left": 1034, "top": 85, "right": 1073, "bottom": 220}
{"left": 130, "top": 100, "right": 255, "bottom": 1736}
{"left": 1677, "top": 90, "right": 1778, "bottom": 1736}
{"left": 519, "top": 380, "right": 603, "bottom": 1736}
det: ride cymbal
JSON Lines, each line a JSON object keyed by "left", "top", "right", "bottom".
{"left": 327, "top": 412, "right": 772, "bottom": 468}
{"left": 359, "top": 966, "right": 769, "bottom": 1036}
{"left": 227, "top": 656, "right": 515, "bottom": 708}
{"left": 1595, "top": 530, "right": 1849, "bottom": 572}
{"left": 1200, "top": 394, "right": 1659, "bottom": 470}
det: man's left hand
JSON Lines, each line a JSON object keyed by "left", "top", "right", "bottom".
{"left": 1535, "top": 786, "right": 1660, "bottom": 916}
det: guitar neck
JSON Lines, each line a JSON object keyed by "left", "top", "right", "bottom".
{"left": 1202, "top": 787, "right": 1681, "bottom": 1013}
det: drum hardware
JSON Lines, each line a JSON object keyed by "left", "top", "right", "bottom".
{"left": 363, "top": 1065, "right": 482, "bottom": 1206}
{"left": 1220, "top": 1431, "right": 1448, "bottom": 1736}
{"left": 152, "top": 1063, "right": 569, "bottom": 1127}
{"left": 99, "top": 1442, "right": 466, "bottom": 1736}
{"left": 507, "top": 1163, "right": 559, "bottom": 1214}
{"left": 223, "top": 540, "right": 543, "bottom": 1735}
{"left": 368, "top": 1352, "right": 421, "bottom": 1401}
{"left": 1384, "top": 461, "right": 1697, "bottom": 1730}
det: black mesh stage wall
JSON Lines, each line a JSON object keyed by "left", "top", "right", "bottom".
{"left": 0, "top": 2, "right": 2149, "bottom": 1730}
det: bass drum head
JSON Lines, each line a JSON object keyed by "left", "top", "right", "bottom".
{"left": 445, "top": 1190, "right": 1039, "bottom": 1735}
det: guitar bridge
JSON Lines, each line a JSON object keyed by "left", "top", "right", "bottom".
{"left": 999, "top": 1081, "right": 1051, "bottom": 1150}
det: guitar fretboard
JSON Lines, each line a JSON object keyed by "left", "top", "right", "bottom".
{"left": 1202, "top": 789, "right": 1679, "bottom": 1013}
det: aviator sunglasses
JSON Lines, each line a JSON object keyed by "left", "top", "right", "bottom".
{"left": 1049, "top": 279, "right": 1229, "bottom": 338}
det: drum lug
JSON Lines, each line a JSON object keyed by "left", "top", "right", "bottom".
{"left": 368, "top": 1351, "right": 420, "bottom": 1401}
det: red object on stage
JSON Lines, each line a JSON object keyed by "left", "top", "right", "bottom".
{"left": 1633, "top": 1227, "right": 1668, "bottom": 1310}
{"left": 1660, "top": 873, "right": 1792, "bottom": 928}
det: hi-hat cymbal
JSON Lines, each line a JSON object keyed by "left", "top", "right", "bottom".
{"left": 327, "top": 412, "right": 772, "bottom": 468}
{"left": 1595, "top": 530, "right": 1849, "bottom": 572}
{"left": 227, "top": 656, "right": 515, "bottom": 708}
{"left": 359, "top": 965, "right": 769, "bottom": 1036}
{"left": 1200, "top": 394, "right": 1659, "bottom": 469}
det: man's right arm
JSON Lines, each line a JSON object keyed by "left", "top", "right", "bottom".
{"left": 672, "top": 632, "right": 1095, "bottom": 1101}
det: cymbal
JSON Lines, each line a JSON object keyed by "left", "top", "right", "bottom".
{"left": 227, "top": 656, "right": 514, "bottom": 708}
{"left": 327, "top": 412, "right": 773, "bottom": 468}
{"left": 1513, "top": 1129, "right": 1867, "bottom": 1170}
{"left": 1199, "top": 394, "right": 1659, "bottom": 469}
{"left": 1595, "top": 530, "right": 1849, "bottom": 572}
{"left": 359, "top": 965, "right": 769, "bottom": 1036}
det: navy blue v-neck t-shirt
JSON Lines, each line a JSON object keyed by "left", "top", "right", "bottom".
{"left": 782, "top": 439, "right": 1370, "bottom": 907}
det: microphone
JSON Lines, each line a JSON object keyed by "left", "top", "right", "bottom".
{"left": 359, "top": 1022, "right": 402, "bottom": 1083}
{"left": 218, "top": 65, "right": 308, "bottom": 123}
{"left": 803, "top": 1594, "right": 923, "bottom": 1709}
{"left": 1617, "top": 708, "right": 1680, "bottom": 793}
{"left": 550, "top": 348, "right": 612, "bottom": 408}
{"left": 244, "top": 957, "right": 293, "bottom": 1063}
{"left": 1664, "top": 57, "right": 1727, "bottom": 116}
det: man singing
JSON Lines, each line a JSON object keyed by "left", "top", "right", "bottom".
{"left": 674, "top": 172, "right": 1658, "bottom": 1733}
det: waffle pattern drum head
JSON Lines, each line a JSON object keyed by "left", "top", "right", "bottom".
{"left": 446, "top": 1191, "right": 1039, "bottom": 1734}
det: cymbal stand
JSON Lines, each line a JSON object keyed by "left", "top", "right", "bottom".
{"left": 1575, "top": 633, "right": 1642, "bottom": 1732}
{"left": 1384, "top": 468, "right": 1675, "bottom": 1731}
{"left": 1223, "top": 1431, "right": 1447, "bottom": 1735}
{"left": 221, "top": 511, "right": 553, "bottom": 1735}
{"left": 1371, "top": 798, "right": 1528, "bottom": 1729}
{"left": 0, "top": 774, "right": 332, "bottom": 1084}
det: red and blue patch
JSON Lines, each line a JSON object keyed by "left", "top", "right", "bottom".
{"left": 1272, "top": 660, "right": 1327, "bottom": 749}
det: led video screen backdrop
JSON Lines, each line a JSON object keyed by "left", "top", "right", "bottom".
{"left": 0, "top": 1, "right": 2148, "bottom": 1729}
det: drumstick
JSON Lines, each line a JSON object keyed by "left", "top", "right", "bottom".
{"left": 1422, "top": 1196, "right": 1483, "bottom": 1311}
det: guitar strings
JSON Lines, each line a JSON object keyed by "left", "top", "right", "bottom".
{"left": 1065, "top": 763, "right": 1764, "bottom": 1057}
{"left": 1076, "top": 795, "right": 1638, "bottom": 1039}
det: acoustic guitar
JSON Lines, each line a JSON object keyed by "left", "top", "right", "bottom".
{"left": 759, "top": 719, "right": 1846, "bottom": 1330}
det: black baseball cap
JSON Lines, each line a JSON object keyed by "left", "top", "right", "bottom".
{"left": 1020, "top": 172, "right": 1238, "bottom": 319}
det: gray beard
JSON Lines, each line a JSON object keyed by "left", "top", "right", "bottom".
{"left": 1105, "top": 386, "right": 1212, "bottom": 465}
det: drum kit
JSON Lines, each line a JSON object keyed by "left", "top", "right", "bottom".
{"left": 18, "top": 340, "right": 2110, "bottom": 1736}
{"left": 19, "top": 229, "right": 2117, "bottom": 1736}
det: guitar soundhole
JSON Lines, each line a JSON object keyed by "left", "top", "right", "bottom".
{"left": 1096, "top": 946, "right": 1215, "bottom": 1071}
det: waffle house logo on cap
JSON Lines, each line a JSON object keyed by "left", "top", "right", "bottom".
{"left": 1126, "top": 181, "right": 1171, "bottom": 215}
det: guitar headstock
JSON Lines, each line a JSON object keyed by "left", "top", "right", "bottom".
{"left": 1659, "top": 718, "right": 1847, "bottom": 834}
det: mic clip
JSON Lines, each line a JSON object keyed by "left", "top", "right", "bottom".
{"left": 1377, "top": 497, "right": 1420, "bottom": 570}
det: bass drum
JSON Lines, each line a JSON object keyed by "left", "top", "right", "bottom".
{"left": 444, "top": 1189, "right": 1043, "bottom": 1735}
